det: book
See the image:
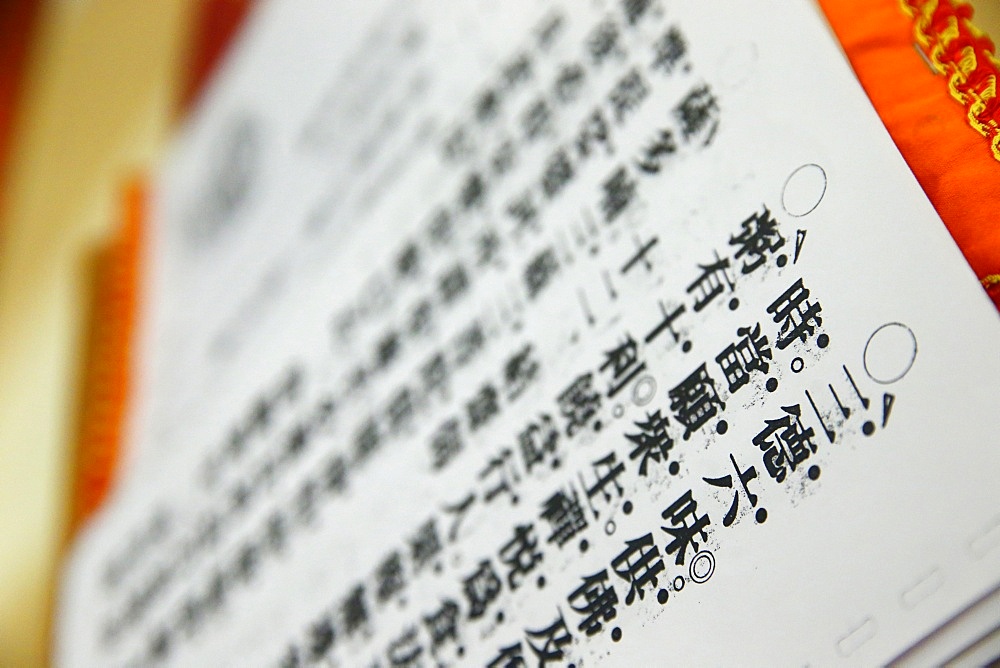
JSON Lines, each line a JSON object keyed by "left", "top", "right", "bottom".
{"left": 56, "top": 1, "right": 1000, "bottom": 664}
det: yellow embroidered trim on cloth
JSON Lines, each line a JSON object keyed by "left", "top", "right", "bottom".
{"left": 902, "top": 0, "right": 1000, "bottom": 161}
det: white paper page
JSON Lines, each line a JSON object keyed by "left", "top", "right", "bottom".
{"left": 57, "top": 0, "right": 1000, "bottom": 666}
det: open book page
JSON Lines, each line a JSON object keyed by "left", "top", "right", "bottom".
{"left": 56, "top": 0, "right": 1000, "bottom": 665}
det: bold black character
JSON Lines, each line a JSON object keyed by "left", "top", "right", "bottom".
{"left": 644, "top": 301, "right": 687, "bottom": 345}
{"left": 611, "top": 533, "right": 665, "bottom": 604}
{"left": 568, "top": 569, "right": 619, "bottom": 636}
{"left": 600, "top": 333, "right": 647, "bottom": 397}
{"left": 540, "top": 487, "right": 588, "bottom": 547}
{"left": 715, "top": 323, "right": 772, "bottom": 394}
{"left": 581, "top": 452, "right": 626, "bottom": 516}
{"left": 668, "top": 364, "right": 726, "bottom": 440}
{"left": 462, "top": 560, "right": 503, "bottom": 619}
{"left": 625, "top": 409, "right": 674, "bottom": 476}
{"left": 753, "top": 404, "right": 817, "bottom": 483}
{"left": 661, "top": 490, "right": 711, "bottom": 566}
{"left": 499, "top": 524, "right": 544, "bottom": 589}
{"left": 730, "top": 206, "right": 785, "bottom": 274}
{"left": 687, "top": 252, "right": 735, "bottom": 312}
{"left": 704, "top": 452, "right": 765, "bottom": 527}
{"left": 526, "top": 611, "right": 573, "bottom": 664}
{"left": 767, "top": 278, "right": 823, "bottom": 350}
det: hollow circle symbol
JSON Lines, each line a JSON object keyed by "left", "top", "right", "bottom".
{"left": 864, "top": 322, "right": 917, "bottom": 384}
{"left": 790, "top": 357, "right": 805, "bottom": 373}
{"left": 605, "top": 520, "right": 616, "bottom": 536}
{"left": 673, "top": 575, "right": 686, "bottom": 591}
{"left": 689, "top": 550, "right": 716, "bottom": 584}
{"left": 782, "top": 164, "right": 827, "bottom": 217}
{"left": 632, "top": 375, "right": 657, "bottom": 406}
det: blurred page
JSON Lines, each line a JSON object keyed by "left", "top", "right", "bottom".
{"left": 56, "top": 0, "right": 1000, "bottom": 665}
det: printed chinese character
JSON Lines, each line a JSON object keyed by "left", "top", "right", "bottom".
{"left": 439, "top": 263, "right": 470, "bottom": 303}
{"left": 525, "top": 247, "right": 560, "bottom": 299}
{"left": 625, "top": 410, "right": 674, "bottom": 476}
{"left": 581, "top": 452, "right": 626, "bottom": 516}
{"left": 499, "top": 524, "right": 544, "bottom": 589}
{"left": 730, "top": 206, "right": 785, "bottom": 274}
{"left": 518, "top": 414, "right": 560, "bottom": 473}
{"left": 753, "top": 404, "right": 817, "bottom": 482}
{"left": 467, "top": 384, "right": 500, "bottom": 431}
{"left": 767, "top": 278, "right": 823, "bottom": 350}
{"left": 600, "top": 333, "right": 647, "bottom": 397}
{"left": 600, "top": 166, "right": 638, "bottom": 223}
{"left": 479, "top": 448, "right": 521, "bottom": 504}
{"left": 674, "top": 84, "right": 719, "bottom": 144}
{"left": 704, "top": 453, "right": 766, "bottom": 526}
{"left": 376, "top": 552, "right": 406, "bottom": 603}
{"left": 429, "top": 419, "right": 462, "bottom": 471}
{"left": 568, "top": 570, "right": 619, "bottom": 636}
{"left": 587, "top": 19, "right": 625, "bottom": 64}
{"left": 661, "top": 490, "right": 710, "bottom": 565}
{"left": 541, "top": 148, "right": 575, "bottom": 198}
{"left": 504, "top": 344, "right": 540, "bottom": 401}
{"left": 557, "top": 373, "right": 601, "bottom": 436}
{"left": 715, "top": 324, "right": 772, "bottom": 394}
{"left": 386, "top": 627, "right": 422, "bottom": 668}
{"left": 463, "top": 560, "right": 503, "bottom": 619}
{"left": 526, "top": 612, "right": 573, "bottom": 664}
{"left": 635, "top": 129, "right": 677, "bottom": 174}
{"left": 611, "top": 533, "right": 665, "bottom": 604}
{"left": 522, "top": 98, "right": 554, "bottom": 141}
{"left": 409, "top": 519, "right": 442, "bottom": 573}
{"left": 668, "top": 364, "right": 726, "bottom": 440}
{"left": 540, "top": 487, "right": 588, "bottom": 547}
{"left": 608, "top": 67, "right": 649, "bottom": 123}
{"left": 652, "top": 26, "right": 687, "bottom": 73}
{"left": 554, "top": 62, "right": 586, "bottom": 103}
{"left": 686, "top": 253, "right": 735, "bottom": 312}
{"left": 423, "top": 599, "right": 460, "bottom": 649}
{"left": 340, "top": 585, "right": 369, "bottom": 636}
{"left": 575, "top": 108, "right": 613, "bottom": 159}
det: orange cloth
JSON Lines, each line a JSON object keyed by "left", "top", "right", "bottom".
{"left": 819, "top": 0, "right": 1000, "bottom": 309}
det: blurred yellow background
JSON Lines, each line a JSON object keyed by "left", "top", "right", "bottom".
{"left": 0, "top": 1, "right": 996, "bottom": 666}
